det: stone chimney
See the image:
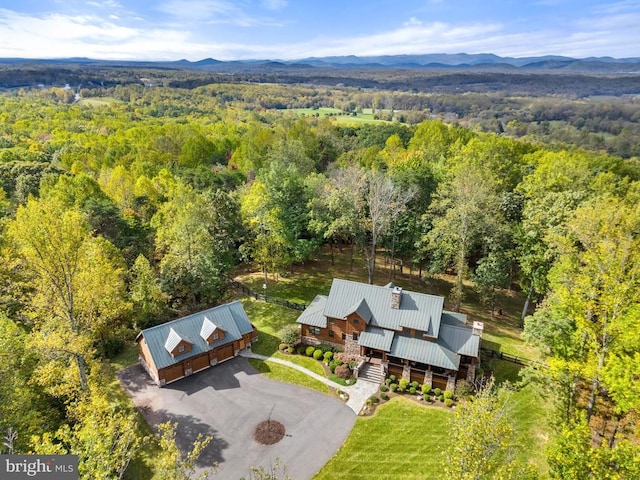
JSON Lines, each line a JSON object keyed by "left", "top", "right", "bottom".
{"left": 472, "top": 321, "right": 484, "bottom": 337}
{"left": 391, "top": 286, "right": 403, "bottom": 309}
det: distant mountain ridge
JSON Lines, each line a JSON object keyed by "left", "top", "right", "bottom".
{"left": 1, "top": 53, "right": 639, "bottom": 74}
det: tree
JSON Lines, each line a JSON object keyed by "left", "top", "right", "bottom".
{"left": 35, "top": 392, "right": 143, "bottom": 480}
{"left": 474, "top": 249, "right": 511, "bottom": 317}
{"left": 7, "top": 197, "right": 129, "bottom": 395}
{"left": 129, "top": 254, "right": 166, "bottom": 327}
{"left": 425, "top": 160, "right": 501, "bottom": 310}
{"left": 153, "top": 184, "right": 241, "bottom": 309}
{"left": 363, "top": 170, "right": 415, "bottom": 284}
{"left": 152, "top": 422, "right": 214, "bottom": 480}
{"left": 550, "top": 197, "right": 640, "bottom": 421}
{"left": 547, "top": 419, "right": 640, "bottom": 480}
{"left": 444, "top": 377, "right": 538, "bottom": 480}
{"left": 0, "top": 315, "right": 61, "bottom": 453}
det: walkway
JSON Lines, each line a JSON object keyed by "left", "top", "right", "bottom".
{"left": 239, "top": 350, "right": 380, "bottom": 414}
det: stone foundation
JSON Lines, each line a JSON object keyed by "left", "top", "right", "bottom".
{"left": 402, "top": 364, "right": 411, "bottom": 381}
{"left": 423, "top": 370, "right": 433, "bottom": 387}
{"left": 343, "top": 336, "right": 360, "bottom": 356}
{"left": 446, "top": 374, "right": 456, "bottom": 392}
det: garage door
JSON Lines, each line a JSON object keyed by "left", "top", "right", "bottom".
{"left": 192, "top": 353, "right": 210, "bottom": 373}
{"left": 163, "top": 363, "right": 184, "bottom": 383}
{"left": 217, "top": 343, "right": 234, "bottom": 362}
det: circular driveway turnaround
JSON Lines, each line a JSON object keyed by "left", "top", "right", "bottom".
{"left": 118, "top": 357, "right": 356, "bottom": 479}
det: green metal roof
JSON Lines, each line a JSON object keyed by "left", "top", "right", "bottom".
{"left": 358, "top": 326, "right": 395, "bottom": 352}
{"left": 138, "top": 301, "right": 254, "bottom": 370}
{"left": 438, "top": 323, "right": 480, "bottom": 357}
{"left": 296, "top": 295, "right": 328, "bottom": 328}
{"left": 390, "top": 335, "right": 460, "bottom": 371}
{"left": 322, "top": 279, "right": 444, "bottom": 337}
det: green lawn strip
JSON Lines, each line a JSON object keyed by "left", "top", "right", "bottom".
{"left": 315, "top": 397, "right": 450, "bottom": 479}
{"left": 110, "top": 342, "right": 141, "bottom": 372}
{"left": 247, "top": 358, "right": 330, "bottom": 395}
{"left": 489, "top": 358, "right": 551, "bottom": 478}
{"left": 239, "top": 298, "right": 300, "bottom": 356}
{"left": 273, "top": 351, "right": 327, "bottom": 376}
{"left": 510, "top": 384, "right": 551, "bottom": 477}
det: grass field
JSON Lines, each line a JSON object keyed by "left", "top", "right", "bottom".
{"left": 77, "top": 96, "right": 119, "bottom": 106}
{"left": 315, "top": 397, "right": 450, "bottom": 479}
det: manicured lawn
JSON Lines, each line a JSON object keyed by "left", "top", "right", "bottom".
{"left": 239, "top": 297, "right": 300, "bottom": 356}
{"left": 315, "top": 397, "right": 450, "bottom": 479}
{"left": 247, "top": 358, "right": 330, "bottom": 395}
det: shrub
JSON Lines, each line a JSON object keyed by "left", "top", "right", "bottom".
{"left": 313, "top": 349, "right": 324, "bottom": 360}
{"left": 390, "top": 383, "right": 398, "bottom": 392}
{"left": 297, "top": 345, "right": 306, "bottom": 355}
{"left": 329, "top": 360, "right": 339, "bottom": 373}
{"left": 348, "top": 360, "right": 358, "bottom": 369}
{"left": 323, "top": 351, "right": 334, "bottom": 362}
{"left": 411, "top": 381, "right": 419, "bottom": 389}
{"left": 444, "top": 390, "right": 454, "bottom": 400}
{"left": 438, "top": 394, "right": 444, "bottom": 402}
{"left": 423, "top": 393, "right": 431, "bottom": 402}
{"left": 305, "top": 346, "right": 315, "bottom": 357}
{"left": 434, "top": 388, "right": 442, "bottom": 397}
{"left": 398, "top": 378, "right": 410, "bottom": 392}
{"left": 279, "top": 325, "right": 299, "bottom": 345}
{"left": 316, "top": 343, "right": 334, "bottom": 353}
{"left": 421, "top": 384, "right": 431, "bottom": 394}
{"left": 287, "top": 346, "right": 294, "bottom": 354}
{"left": 367, "top": 395, "right": 380, "bottom": 404}
{"left": 389, "top": 375, "right": 397, "bottom": 382}
{"left": 334, "top": 352, "right": 357, "bottom": 365}
{"left": 385, "top": 378, "right": 392, "bottom": 386}
{"left": 380, "top": 393, "right": 389, "bottom": 401}
{"left": 444, "top": 398, "right": 454, "bottom": 407}
{"left": 455, "top": 379, "right": 474, "bottom": 398}
{"left": 335, "top": 364, "right": 351, "bottom": 379}
{"left": 379, "top": 385, "right": 389, "bottom": 392}
{"left": 409, "top": 387, "right": 417, "bottom": 395}
{"left": 278, "top": 343, "right": 288, "bottom": 351}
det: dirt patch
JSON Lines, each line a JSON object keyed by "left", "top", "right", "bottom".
{"left": 253, "top": 420, "right": 286, "bottom": 445}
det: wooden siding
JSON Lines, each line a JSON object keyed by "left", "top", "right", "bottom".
{"left": 170, "top": 339, "right": 192, "bottom": 357}
{"left": 301, "top": 314, "right": 368, "bottom": 345}
{"left": 138, "top": 337, "right": 157, "bottom": 373}
{"left": 205, "top": 330, "right": 226, "bottom": 345}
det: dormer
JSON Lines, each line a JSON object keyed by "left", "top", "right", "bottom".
{"left": 200, "top": 316, "right": 225, "bottom": 344}
{"left": 164, "top": 328, "right": 192, "bottom": 357}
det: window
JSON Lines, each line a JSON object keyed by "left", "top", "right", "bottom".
{"left": 353, "top": 318, "right": 359, "bottom": 324}
{"left": 353, "top": 332, "right": 358, "bottom": 341}
{"left": 309, "top": 327, "right": 320, "bottom": 335}
{"left": 213, "top": 333, "right": 219, "bottom": 340}
{"left": 329, "top": 330, "right": 334, "bottom": 338}
{"left": 341, "top": 333, "right": 347, "bottom": 340}
{"left": 178, "top": 345, "right": 185, "bottom": 353}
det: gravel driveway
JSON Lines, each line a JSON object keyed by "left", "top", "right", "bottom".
{"left": 118, "top": 357, "right": 356, "bottom": 479}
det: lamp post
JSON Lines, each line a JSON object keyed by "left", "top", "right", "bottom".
{"left": 263, "top": 281, "right": 267, "bottom": 301}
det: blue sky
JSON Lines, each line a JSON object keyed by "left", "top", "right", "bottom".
{"left": 0, "top": 1, "right": 637, "bottom": 61}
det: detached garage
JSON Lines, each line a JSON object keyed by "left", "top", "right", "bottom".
{"left": 136, "top": 301, "right": 258, "bottom": 386}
